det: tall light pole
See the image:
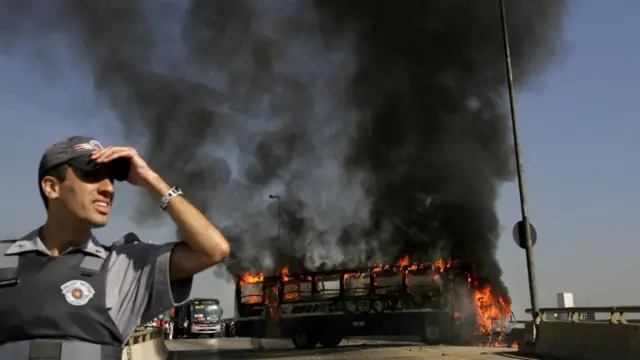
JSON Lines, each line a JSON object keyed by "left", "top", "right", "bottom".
{"left": 499, "top": 0, "right": 539, "bottom": 341}
{"left": 268, "top": 194, "right": 281, "bottom": 239}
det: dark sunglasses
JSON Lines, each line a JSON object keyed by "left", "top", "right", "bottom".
{"left": 67, "top": 157, "right": 130, "bottom": 183}
{"left": 71, "top": 166, "right": 118, "bottom": 183}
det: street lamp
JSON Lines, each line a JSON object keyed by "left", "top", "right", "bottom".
{"left": 499, "top": 0, "right": 539, "bottom": 341}
{"left": 268, "top": 194, "right": 281, "bottom": 239}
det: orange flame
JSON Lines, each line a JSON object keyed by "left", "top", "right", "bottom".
{"left": 239, "top": 272, "right": 264, "bottom": 284}
{"left": 468, "top": 271, "right": 514, "bottom": 347}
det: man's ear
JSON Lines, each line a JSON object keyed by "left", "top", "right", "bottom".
{"left": 41, "top": 176, "right": 61, "bottom": 202}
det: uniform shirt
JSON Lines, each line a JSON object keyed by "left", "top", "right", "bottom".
{"left": 0, "top": 228, "right": 193, "bottom": 358}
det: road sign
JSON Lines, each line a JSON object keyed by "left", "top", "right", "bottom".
{"left": 512, "top": 220, "right": 537, "bottom": 249}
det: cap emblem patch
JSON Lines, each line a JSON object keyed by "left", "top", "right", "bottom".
{"left": 74, "top": 140, "right": 104, "bottom": 152}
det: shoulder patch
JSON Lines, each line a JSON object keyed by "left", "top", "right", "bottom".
{"left": 111, "top": 233, "right": 141, "bottom": 247}
{"left": 61, "top": 280, "right": 95, "bottom": 306}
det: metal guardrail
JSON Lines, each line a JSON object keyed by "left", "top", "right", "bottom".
{"left": 525, "top": 306, "right": 640, "bottom": 324}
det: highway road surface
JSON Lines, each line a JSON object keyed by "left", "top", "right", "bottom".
{"left": 166, "top": 338, "right": 550, "bottom": 360}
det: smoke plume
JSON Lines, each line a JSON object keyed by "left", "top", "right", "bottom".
{"left": 1, "top": 0, "right": 567, "bottom": 298}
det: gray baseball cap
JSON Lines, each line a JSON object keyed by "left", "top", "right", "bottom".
{"left": 38, "top": 136, "right": 131, "bottom": 181}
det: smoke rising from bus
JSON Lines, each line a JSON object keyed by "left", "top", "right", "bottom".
{"left": 0, "top": 0, "right": 567, "bottom": 299}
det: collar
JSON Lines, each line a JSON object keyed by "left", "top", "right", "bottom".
{"left": 4, "top": 227, "right": 108, "bottom": 259}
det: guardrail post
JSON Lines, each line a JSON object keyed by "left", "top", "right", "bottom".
{"left": 610, "top": 311, "right": 618, "bottom": 324}
{"left": 570, "top": 311, "right": 580, "bottom": 322}
{"left": 609, "top": 310, "right": 627, "bottom": 324}
{"left": 619, "top": 311, "right": 627, "bottom": 324}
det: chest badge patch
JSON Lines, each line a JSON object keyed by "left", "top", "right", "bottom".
{"left": 61, "top": 280, "right": 96, "bottom": 306}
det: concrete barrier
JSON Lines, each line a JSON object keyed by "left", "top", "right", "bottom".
{"left": 122, "top": 327, "right": 168, "bottom": 360}
{"left": 530, "top": 322, "right": 640, "bottom": 360}
{"left": 521, "top": 306, "right": 640, "bottom": 360}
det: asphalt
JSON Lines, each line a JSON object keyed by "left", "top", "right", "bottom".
{"left": 167, "top": 337, "right": 549, "bottom": 360}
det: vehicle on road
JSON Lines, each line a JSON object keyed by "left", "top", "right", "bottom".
{"left": 233, "top": 262, "right": 478, "bottom": 349}
{"left": 172, "top": 298, "right": 224, "bottom": 339}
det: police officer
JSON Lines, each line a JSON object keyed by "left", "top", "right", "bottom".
{"left": 0, "top": 136, "right": 231, "bottom": 359}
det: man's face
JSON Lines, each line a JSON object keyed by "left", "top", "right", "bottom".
{"left": 45, "top": 166, "right": 115, "bottom": 228}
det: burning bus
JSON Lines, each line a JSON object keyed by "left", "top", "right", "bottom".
{"left": 233, "top": 256, "right": 512, "bottom": 349}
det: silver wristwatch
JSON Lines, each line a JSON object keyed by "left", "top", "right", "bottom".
{"left": 159, "top": 186, "right": 183, "bottom": 210}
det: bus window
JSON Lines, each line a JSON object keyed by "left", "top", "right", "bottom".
{"left": 344, "top": 273, "right": 370, "bottom": 297}
{"left": 282, "top": 277, "right": 312, "bottom": 302}
{"left": 374, "top": 270, "right": 403, "bottom": 295}
{"left": 240, "top": 282, "right": 263, "bottom": 304}
{"left": 315, "top": 275, "right": 340, "bottom": 299}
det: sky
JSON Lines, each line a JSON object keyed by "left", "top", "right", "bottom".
{"left": 0, "top": 0, "right": 638, "bottom": 320}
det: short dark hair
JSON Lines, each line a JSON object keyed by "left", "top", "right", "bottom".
{"left": 39, "top": 163, "right": 69, "bottom": 210}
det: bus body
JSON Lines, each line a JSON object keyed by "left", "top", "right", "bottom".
{"left": 234, "top": 264, "right": 477, "bottom": 349}
{"left": 173, "top": 298, "right": 224, "bottom": 338}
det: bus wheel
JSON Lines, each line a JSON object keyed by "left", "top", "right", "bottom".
{"left": 292, "top": 327, "right": 318, "bottom": 349}
{"left": 318, "top": 334, "right": 342, "bottom": 348}
{"left": 420, "top": 325, "right": 441, "bottom": 345}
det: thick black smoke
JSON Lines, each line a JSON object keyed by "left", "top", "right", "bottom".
{"left": 1, "top": 0, "right": 567, "bottom": 298}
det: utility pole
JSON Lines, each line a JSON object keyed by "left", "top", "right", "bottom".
{"left": 268, "top": 194, "right": 281, "bottom": 239}
{"left": 498, "top": 0, "right": 539, "bottom": 341}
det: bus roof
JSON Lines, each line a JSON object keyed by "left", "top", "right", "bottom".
{"left": 237, "top": 262, "right": 471, "bottom": 284}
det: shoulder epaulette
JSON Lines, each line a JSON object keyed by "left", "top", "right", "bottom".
{"left": 0, "top": 240, "right": 19, "bottom": 283}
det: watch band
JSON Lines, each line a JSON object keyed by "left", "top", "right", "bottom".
{"left": 159, "top": 186, "right": 183, "bottom": 210}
